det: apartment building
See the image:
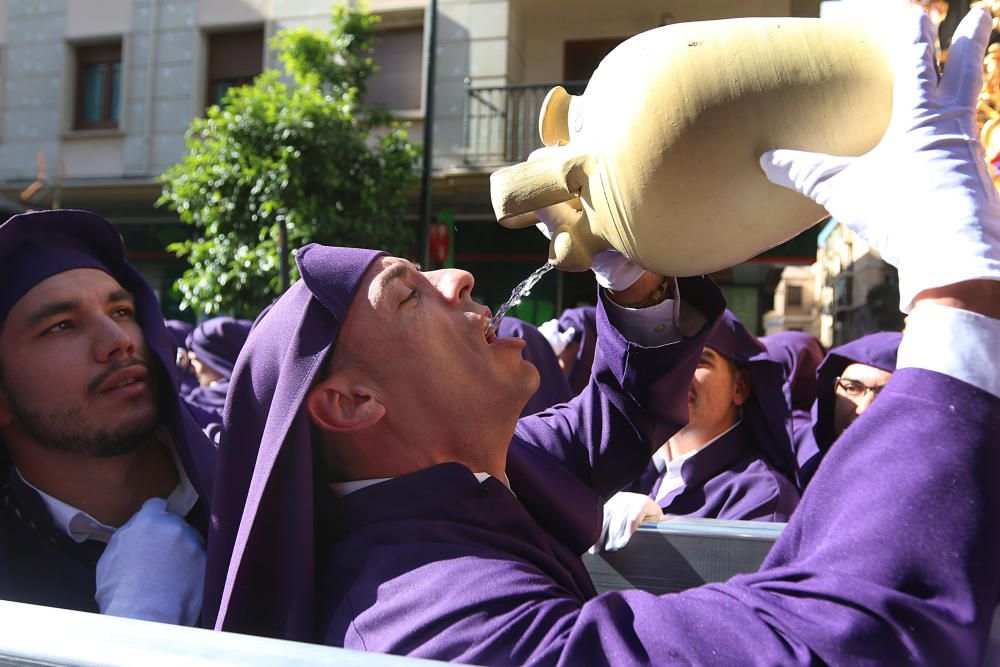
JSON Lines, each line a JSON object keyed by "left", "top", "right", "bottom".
{"left": 762, "top": 264, "right": 823, "bottom": 340}
{"left": 764, "top": 218, "right": 904, "bottom": 348}
{"left": 0, "top": 0, "right": 822, "bottom": 320}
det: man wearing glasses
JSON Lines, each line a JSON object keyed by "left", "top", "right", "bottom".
{"left": 793, "top": 331, "right": 901, "bottom": 488}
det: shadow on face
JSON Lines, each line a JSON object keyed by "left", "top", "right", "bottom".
{"left": 832, "top": 362, "right": 894, "bottom": 439}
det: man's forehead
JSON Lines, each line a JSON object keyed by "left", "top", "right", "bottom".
{"left": 9, "top": 268, "right": 129, "bottom": 316}
{"left": 841, "top": 362, "right": 893, "bottom": 383}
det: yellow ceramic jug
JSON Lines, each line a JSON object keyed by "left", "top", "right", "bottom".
{"left": 490, "top": 17, "right": 894, "bottom": 276}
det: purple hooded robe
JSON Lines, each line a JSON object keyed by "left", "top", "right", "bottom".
{"left": 182, "top": 317, "right": 253, "bottom": 428}
{"left": 496, "top": 317, "right": 573, "bottom": 417}
{"left": 629, "top": 310, "right": 800, "bottom": 522}
{"left": 0, "top": 210, "right": 217, "bottom": 614}
{"left": 794, "top": 331, "right": 901, "bottom": 488}
{"left": 759, "top": 331, "right": 824, "bottom": 435}
{"left": 556, "top": 306, "right": 597, "bottom": 395}
{"left": 206, "top": 249, "right": 1000, "bottom": 665}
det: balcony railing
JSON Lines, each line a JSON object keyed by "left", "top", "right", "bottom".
{"left": 462, "top": 79, "right": 588, "bottom": 165}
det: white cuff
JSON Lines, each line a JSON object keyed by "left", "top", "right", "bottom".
{"left": 603, "top": 278, "right": 684, "bottom": 347}
{"left": 897, "top": 302, "right": 1000, "bottom": 398}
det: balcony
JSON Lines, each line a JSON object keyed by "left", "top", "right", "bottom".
{"left": 462, "top": 79, "right": 587, "bottom": 166}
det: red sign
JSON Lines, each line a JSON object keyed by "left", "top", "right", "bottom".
{"left": 429, "top": 219, "right": 450, "bottom": 264}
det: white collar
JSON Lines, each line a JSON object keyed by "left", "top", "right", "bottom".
{"left": 651, "top": 420, "right": 742, "bottom": 474}
{"left": 331, "top": 472, "right": 510, "bottom": 498}
{"left": 15, "top": 430, "right": 199, "bottom": 544}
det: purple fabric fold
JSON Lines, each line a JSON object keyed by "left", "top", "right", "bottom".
{"left": 204, "top": 244, "right": 385, "bottom": 639}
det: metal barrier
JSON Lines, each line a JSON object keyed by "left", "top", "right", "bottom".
{"left": 583, "top": 516, "right": 783, "bottom": 595}
{"left": 0, "top": 600, "right": 443, "bottom": 667}
{"left": 0, "top": 516, "right": 995, "bottom": 665}
{"left": 462, "top": 79, "right": 588, "bottom": 165}
{"left": 583, "top": 516, "right": 1000, "bottom": 666}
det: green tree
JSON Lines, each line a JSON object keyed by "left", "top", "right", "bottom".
{"left": 158, "top": 6, "right": 420, "bottom": 316}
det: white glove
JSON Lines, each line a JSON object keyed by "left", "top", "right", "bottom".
{"left": 534, "top": 202, "right": 646, "bottom": 291}
{"left": 95, "top": 497, "right": 206, "bottom": 626}
{"left": 760, "top": 7, "right": 1000, "bottom": 312}
{"left": 538, "top": 319, "right": 576, "bottom": 355}
{"left": 589, "top": 491, "right": 663, "bottom": 554}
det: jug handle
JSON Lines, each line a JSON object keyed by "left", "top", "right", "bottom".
{"left": 490, "top": 143, "right": 591, "bottom": 222}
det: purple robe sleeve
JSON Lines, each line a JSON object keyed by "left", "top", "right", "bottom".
{"left": 512, "top": 277, "right": 726, "bottom": 500}
{"left": 326, "top": 368, "right": 1000, "bottom": 665}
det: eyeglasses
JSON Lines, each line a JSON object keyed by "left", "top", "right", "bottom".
{"left": 834, "top": 376, "right": 886, "bottom": 402}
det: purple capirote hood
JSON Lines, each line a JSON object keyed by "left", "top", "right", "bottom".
{"left": 813, "top": 331, "right": 902, "bottom": 449}
{"left": 187, "top": 316, "right": 253, "bottom": 379}
{"left": 557, "top": 306, "right": 597, "bottom": 395}
{"left": 0, "top": 209, "right": 217, "bottom": 505}
{"left": 204, "top": 243, "right": 385, "bottom": 640}
{"left": 497, "top": 317, "right": 572, "bottom": 416}
{"left": 704, "top": 310, "right": 796, "bottom": 481}
{"left": 760, "top": 331, "right": 825, "bottom": 412}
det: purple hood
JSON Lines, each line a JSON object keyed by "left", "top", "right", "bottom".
{"left": 204, "top": 244, "right": 385, "bottom": 640}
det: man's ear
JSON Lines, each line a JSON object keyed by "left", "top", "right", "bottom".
{"left": 306, "top": 374, "right": 386, "bottom": 433}
{"left": 732, "top": 367, "right": 752, "bottom": 407}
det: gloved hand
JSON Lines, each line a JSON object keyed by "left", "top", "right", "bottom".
{"left": 760, "top": 7, "right": 1000, "bottom": 312}
{"left": 534, "top": 202, "right": 646, "bottom": 291}
{"left": 589, "top": 491, "right": 663, "bottom": 554}
{"left": 95, "top": 497, "right": 206, "bottom": 626}
{"left": 537, "top": 319, "right": 576, "bottom": 356}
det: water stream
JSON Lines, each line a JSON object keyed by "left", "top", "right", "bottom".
{"left": 484, "top": 263, "right": 554, "bottom": 338}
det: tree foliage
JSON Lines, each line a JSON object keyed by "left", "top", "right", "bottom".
{"left": 158, "top": 6, "right": 420, "bottom": 316}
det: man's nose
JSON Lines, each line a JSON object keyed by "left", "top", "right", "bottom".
{"left": 855, "top": 390, "right": 878, "bottom": 416}
{"left": 430, "top": 269, "right": 475, "bottom": 305}
{"left": 94, "top": 317, "right": 137, "bottom": 363}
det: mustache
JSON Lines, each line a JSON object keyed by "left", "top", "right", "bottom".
{"left": 87, "top": 359, "right": 152, "bottom": 394}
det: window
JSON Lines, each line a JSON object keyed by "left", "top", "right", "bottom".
{"left": 365, "top": 26, "right": 424, "bottom": 111}
{"left": 75, "top": 42, "right": 122, "bottom": 130}
{"left": 206, "top": 28, "right": 264, "bottom": 108}
{"left": 563, "top": 38, "right": 627, "bottom": 91}
{"left": 786, "top": 285, "right": 804, "bottom": 308}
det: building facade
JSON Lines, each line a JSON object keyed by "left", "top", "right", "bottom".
{"left": 0, "top": 0, "right": 822, "bottom": 323}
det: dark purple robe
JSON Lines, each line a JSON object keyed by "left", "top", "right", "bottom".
{"left": 759, "top": 331, "right": 824, "bottom": 435}
{"left": 496, "top": 317, "right": 572, "bottom": 417}
{"left": 626, "top": 309, "right": 799, "bottom": 520}
{"left": 0, "top": 210, "right": 217, "bottom": 614}
{"left": 631, "top": 423, "right": 799, "bottom": 522}
{"left": 320, "top": 368, "right": 1000, "bottom": 665}
{"left": 557, "top": 306, "right": 597, "bottom": 395}
{"left": 794, "top": 331, "right": 901, "bottom": 488}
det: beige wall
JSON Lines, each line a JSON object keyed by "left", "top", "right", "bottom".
{"left": 198, "top": 0, "right": 267, "bottom": 28}
{"left": 62, "top": 135, "right": 125, "bottom": 177}
{"left": 516, "top": 0, "right": 816, "bottom": 83}
{"left": 66, "top": 0, "right": 132, "bottom": 39}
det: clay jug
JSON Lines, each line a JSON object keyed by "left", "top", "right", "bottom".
{"left": 489, "top": 17, "right": 894, "bottom": 276}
